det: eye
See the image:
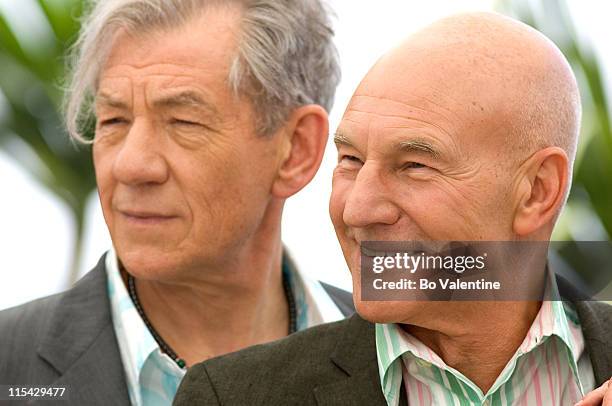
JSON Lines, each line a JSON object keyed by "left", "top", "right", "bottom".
{"left": 339, "top": 155, "right": 363, "bottom": 166}
{"left": 403, "top": 162, "right": 427, "bottom": 169}
{"left": 99, "top": 117, "right": 128, "bottom": 127}
{"left": 170, "top": 118, "right": 201, "bottom": 127}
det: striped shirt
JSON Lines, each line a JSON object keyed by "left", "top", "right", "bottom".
{"left": 106, "top": 248, "right": 345, "bottom": 406}
{"left": 376, "top": 278, "right": 595, "bottom": 405}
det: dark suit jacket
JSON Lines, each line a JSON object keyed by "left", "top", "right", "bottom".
{"left": 0, "top": 254, "right": 354, "bottom": 405}
{"left": 174, "top": 300, "right": 612, "bottom": 406}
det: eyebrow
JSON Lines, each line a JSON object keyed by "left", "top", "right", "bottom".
{"left": 95, "top": 90, "right": 219, "bottom": 115}
{"left": 333, "top": 131, "right": 443, "bottom": 160}
{"left": 398, "top": 139, "right": 441, "bottom": 159}
{"left": 333, "top": 132, "right": 354, "bottom": 148}
{"left": 95, "top": 93, "right": 128, "bottom": 110}
{"left": 151, "top": 91, "right": 218, "bottom": 115}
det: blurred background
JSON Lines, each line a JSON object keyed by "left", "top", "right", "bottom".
{"left": 1, "top": 0, "right": 610, "bottom": 310}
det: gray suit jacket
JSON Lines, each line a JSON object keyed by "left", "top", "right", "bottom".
{"left": 174, "top": 300, "right": 612, "bottom": 406}
{"left": 0, "top": 254, "right": 354, "bottom": 405}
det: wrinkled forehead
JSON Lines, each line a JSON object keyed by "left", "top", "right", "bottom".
{"left": 98, "top": 5, "right": 243, "bottom": 84}
{"left": 337, "top": 46, "right": 516, "bottom": 155}
{"left": 338, "top": 94, "right": 456, "bottom": 146}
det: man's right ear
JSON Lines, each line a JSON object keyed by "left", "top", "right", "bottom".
{"left": 512, "top": 147, "right": 569, "bottom": 236}
{"left": 271, "top": 105, "right": 329, "bottom": 199}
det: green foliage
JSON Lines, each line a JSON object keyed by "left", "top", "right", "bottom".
{"left": 498, "top": 0, "right": 612, "bottom": 241}
{"left": 498, "top": 0, "right": 612, "bottom": 295}
{"left": 0, "top": 0, "right": 93, "bottom": 284}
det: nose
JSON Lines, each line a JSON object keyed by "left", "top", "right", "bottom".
{"left": 342, "top": 162, "right": 401, "bottom": 228}
{"left": 112, "top": 119, "right": 169, "bottom": 186}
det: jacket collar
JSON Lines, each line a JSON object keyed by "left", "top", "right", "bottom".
{"left": 37, "top": 254, "right": 130, "bottom": 404}
{"left": 558, "top": 273, "right": 612, "bottom": 385}
{"left": 575, "top": 300, "right": 612, "bottom": 385}
{"left": 314, "top": 314, "right": 398, "bottom": 406}
{"left": 319, "top": 299, "right": 612, "bottom": 404}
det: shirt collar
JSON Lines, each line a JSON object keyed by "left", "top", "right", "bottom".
{"left": 106, "top": 248, "right": 164, "bottom": 406}
{"left": 375, "top": 269, "right": 586, "bottom": 405}
{"left": 106, "top": 247, "right": 345, "bottom": 403}
{"left": 282, "top": 251, "right": 345, "bottom": 327}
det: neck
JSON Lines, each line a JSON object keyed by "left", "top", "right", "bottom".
{"left": 402, "top": 301, "right": 541, "bottom": 393}
{"left": 126, "top": 200, "right": 289, "bottom": 367}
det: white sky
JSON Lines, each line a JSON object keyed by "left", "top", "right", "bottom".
{"left": 1, "top": 0, "right": 611, "bottom": 310}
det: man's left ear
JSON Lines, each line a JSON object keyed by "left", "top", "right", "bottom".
{"left": 272, "top": 105, "right": 329, "bottom": 198}
{"left": 513, "top": 147, "right": 569, "bottom": 236}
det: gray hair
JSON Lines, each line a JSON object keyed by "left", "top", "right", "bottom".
{"left": 65, "top": 0, "right": 341, "bottom": 142}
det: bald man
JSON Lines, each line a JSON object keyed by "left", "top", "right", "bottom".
{"left": 173, "top": 13, "right": 612, "bottom": 406}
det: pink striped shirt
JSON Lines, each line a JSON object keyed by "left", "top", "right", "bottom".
{"left": 376, "top": 299, "right": 595, "bottom": 405}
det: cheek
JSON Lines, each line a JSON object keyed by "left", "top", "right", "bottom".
{"left": 180, "top": 148, "right": 273, "bottom": 237}
{"left": 329, "top": 175, "right": 351, "bottom": 231}
{"left": 92, "top": 145, "right": 116, "bottom": 212}
{"left": 393, "top": 179, "right": 493, "bottom": 239}
{"left": 182, "top": 160, "right": 237, "bottom": 218}
{"left": 432, "top": 179, "right": 512, "bottom": 238}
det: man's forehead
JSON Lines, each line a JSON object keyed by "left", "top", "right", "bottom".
{"left": 95, "top": 85, "right": 220, "bottom": 114}
{"left": 338, "top": 93, "right": 459, "bottom": 141}
{"left": 352, "top": 39, "right": 509, "bottom": 125}
{"left": 100, "top": 6, "right": 241, "bottom": 80}
{"left": 94, "top": 8, "right": 241, "bottom": 114}
{"left": 345, "top": 92, "right": 456, "bottom": 118}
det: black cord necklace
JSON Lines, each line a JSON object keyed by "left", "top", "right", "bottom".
{"left": 126, "top": 270, "right": 297, "bottom": 369}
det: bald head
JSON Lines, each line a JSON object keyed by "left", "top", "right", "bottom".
{"left": 359, "top": 12, "right": 581, "bottom": 171}
{"left": 331, "top": 13, "right": 582, "bottom": 326}
{"left": 331, "top": 12, "right": 583, "bottom": 329}
{"left": 332, "top": 11, "right": 581, "bottom": 258}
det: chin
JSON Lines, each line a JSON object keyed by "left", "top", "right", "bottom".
{"left": 354, "top": 298, "right": 425, "bottom": 325}
{"left": 114, "top": 244, "right": 181, "bottom": 281}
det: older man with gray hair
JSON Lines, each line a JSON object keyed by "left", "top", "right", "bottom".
{"left": 0, "top": 0, "right": 352, "bottom": 405}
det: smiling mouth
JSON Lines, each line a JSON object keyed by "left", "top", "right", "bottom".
{"left": 360, "top": 246, "right": 425, "bottom": 258}
{"left": 360, "top": 246, "right": 390, "bottom": 257}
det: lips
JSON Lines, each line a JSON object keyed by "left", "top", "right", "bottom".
{"left": 118, "top": 209, "right": 178, "bottom": 225}
{"left": 121, "top": 210, "right": 175, "bottom": 219}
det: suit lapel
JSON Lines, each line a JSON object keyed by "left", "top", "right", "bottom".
{"left": 50, "top": 323, "right": 131, "bottom": 405}
{"left": 313, "top": 314, "right": 388, "bottom": 406}
{"left": 37, "top": 254, "right": 130, "bottom": 405}
{"left": 313, "top": 370, "right": 387, "bottom": 406}
{"left": 575, "top": 301, "right": 612, "bottom": 386}
{"left": 313, "top": 301, "right": 612, "bottom": 405}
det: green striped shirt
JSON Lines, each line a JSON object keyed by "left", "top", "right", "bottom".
{"left": 376, "top": 293, "right": 595, "bottom": 405}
